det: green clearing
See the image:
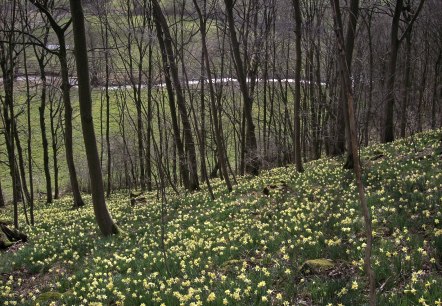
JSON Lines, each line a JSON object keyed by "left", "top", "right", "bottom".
{"left": 1, "top": 129, "right": 441, "bottom": 305}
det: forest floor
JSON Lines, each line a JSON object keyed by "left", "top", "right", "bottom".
{"left": 1, "top": 129, "right": 442, "bottom": 305}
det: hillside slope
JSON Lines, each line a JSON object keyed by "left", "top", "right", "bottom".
{"left": 1, "top": 129, "right": 442, "bottom": 305}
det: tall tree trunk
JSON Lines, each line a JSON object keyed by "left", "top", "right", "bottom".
{"left": 102, "top": 10, "right": 112, "bottom": 197}
{"left": 193, "top": 0, "right": 233, "bottom": 191}
{"left": 30, "top": 0, "right": 85, "bottom": 208}
{"left": 50, "top": 91, "right": 60, "bottom": 199}
{"left": 0, "top": 181, "right": 5, "bottom": 208}
{"left": 146, "top": 41, "right": 153, "bottom": 191}
{"left": 292, "top": 0, "right": 304, "bottom": 172}
{"left": 224, "top": 0, "right": 259, "bottom": 176}
{"left": 13, "top": 130, "right": 31, "bottom": 225}
{"left": 342, "top": 0, "right": 360, "bottom": 169}
{"left": 382, "top": 0, "right": 425, "bottom": 142}
{"left": 37, "top": 56, "right": 53, "bottom": 204}
{"left": 331, "top": 0, "right": 376, "bottom": 304}
{"left": 383, "top": 0, "right": 403, "bottom": 143}
{"left": 364, "top": 11, "right": 374, "bottom": 147}
{"left": 152, "top": 0, "right": 199, "bottom": 190}
{"left": 400, "top": 30, "right": 412, "bottom": 138}
{"left": 23, "top": 41, "right": 34, "bottom": 225}
{"left": 69, "top": 0, "right": 119, "bottom": 236}
{"left": 59, "top": 45, "right": 85, "bottom": 208}
{"left": 1, "top": 0, "right": 19, "bottom": 229}
{"left": 431, "top": 52, "right": 441, "bottom": 129}
{"left": 154, "top": 15, "right": 189, "bottom": 190}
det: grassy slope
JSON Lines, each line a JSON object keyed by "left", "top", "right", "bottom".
{"left": 0, "top": 82, "right": 296, "bottom": 198}
{"left": 1, "top": 129, "right": 442, "bottom": 305}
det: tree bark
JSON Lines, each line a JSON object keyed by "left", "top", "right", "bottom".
{"left": 331, "top": 0, "right": 376, "bottom": 304}
{"left": 193, "top": 0, "right": 233, "bottom": 191}
{"left": 292, "top": 0, "right": 304, "bottom": 172}
{"left": 59, "top": 44, "right": 85, "bottom": 208}
{"left": 37, "top": 51, "right": 53, "bottom": 204}
{"left": 0, "top": 4, "right": 20, "bottom": 227}
{"left": 382, "top": 0, "right": 426, "bottom": 142}
{"left": 0, "top": 181, "right": 5, "bottom": 208}
{"left": 69, "top": 0, "right": 119, "bottom": 236}
{"left": 224, "top": 0, "right": 259, "bottom": 176}
{"left": 152, "top": 0, "right": 199, "bottom": 191}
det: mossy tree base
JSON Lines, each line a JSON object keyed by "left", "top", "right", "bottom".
{"left": 0, "top": 223, "right": 27, "bottom": 250}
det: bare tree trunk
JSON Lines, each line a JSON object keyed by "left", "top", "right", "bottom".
{"left": 30, "top": 0, "right": 85, "bottom": 208}
{"left": 1, "top": 0, "right": 19, "bottom": 229}
{"left": 146, "top": 41, "right": 153, "bottom": 191}
{"left": 69, "top": 0, "right": 119, "bottom": 236}
{"left": 49, "top": 89, "right": 61, "bottom": 199}
{"left": 36, "top": 49, "right": 53, "bottom": 204}
{"left": 152, "top": 0, "right": 199, "bottom": 190}
{"left": 193, "top": 0, "right": 233, "bottom": 191}
{"left": 292, "top": 0, "right": 304, "bottom": 172}
{"left": 363, "top": 9, "right": 374, "bottom": 147}
{"left": 59, "top": 47, "right": 85, "bottom": 208}
{"left": 23, "top": 39, "right": 34, "bottom": 225}
{"left": 400, "top": 30, "right": 412, "bottom": 138}
{"left": 98, "top": 5, "right": 113, "bottom": 196}
{"left": 0, "top": 181, "right": 4, "bottom": 208}
{"left": 331, "top": 0, "right": 376, "bottom": 304}
{"left": 224, "top": 0, "right": 259, "bottom": 176}
{"left": 13, "top": 130, "right": 30, "bottom": 225}
{"left": 382, "top": 0, "right": 426, "bottom": 142}
{"left": 431, "top": 52, "right": 441, "bottom": 129}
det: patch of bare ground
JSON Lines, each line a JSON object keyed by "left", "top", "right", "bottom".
{"left": 1, "top": 262, "right": 69, "bottom": 301}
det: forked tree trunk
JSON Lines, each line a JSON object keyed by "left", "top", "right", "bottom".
{"left": 69, "top": 0, "right": 119, "bottom": 236}
{"left": 152, "top": 0, "right": 199, "bottom": 191}
{"left": 30, "top": 0, "right": 85, "bottom": 209}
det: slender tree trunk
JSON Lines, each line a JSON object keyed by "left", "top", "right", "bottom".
{"left": 382, "top": 0, "right": 403, "bottom": 143}
{"left": 50, "top": 92, "right": 60, "bottom": 199}
{"left": 342, "top": 0, "right": 359, "bottom": 169}
{"left": 13, "top": 131, "right": 30, "bottom": 225}
{"left": 154, "top": 16, "right": 189, "bottom": 190}
{"left": 152, "top": 0, "right": 199, "bottom": 190}
{"left": 23, "top": 43, "right": 34, "bottom": 225}
{"left": 37, "top": 56, "right": 53, "bottom": 204}
{"left": 1, "top": 0, "right": 19, "bottom": 228}
{"left": 364, "top": 12, "right": 374, "bottom": 147}
{"left": 146, "top": 41, "right": 153, "bottom": 191}
{"left": 331, "top": 1, "right": 376, "bottom": 304}
{"left": 431, "top": 52, "right": 441, "bottom": 129}
{"left": 224, "top": 0, "right": 259, "bottom": 175}
{"left": 103, "top": 14, "right": 112, "bottom": 197}
{"left": 292, "top": 0, "right": 304, "bottom": 172}
{"left": 416, "top": 46, "right": 429, "bottom": 133}
{"left": 69, "top": 0, "right": 119, "bottom": 236}
{"left": 400, "top": 30, "right": 412, "bottom": 138}
{"left": 30, "top": 0, "right": 85, "bottom": 207}
{"left": 193, "top": 0, "right": 232, "bottom": 191}
{"left": 0, "top": 181, "right": 5, "bottom": 208}
{"left": 59, "top": 46, "right": 85, "bottom": 208}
